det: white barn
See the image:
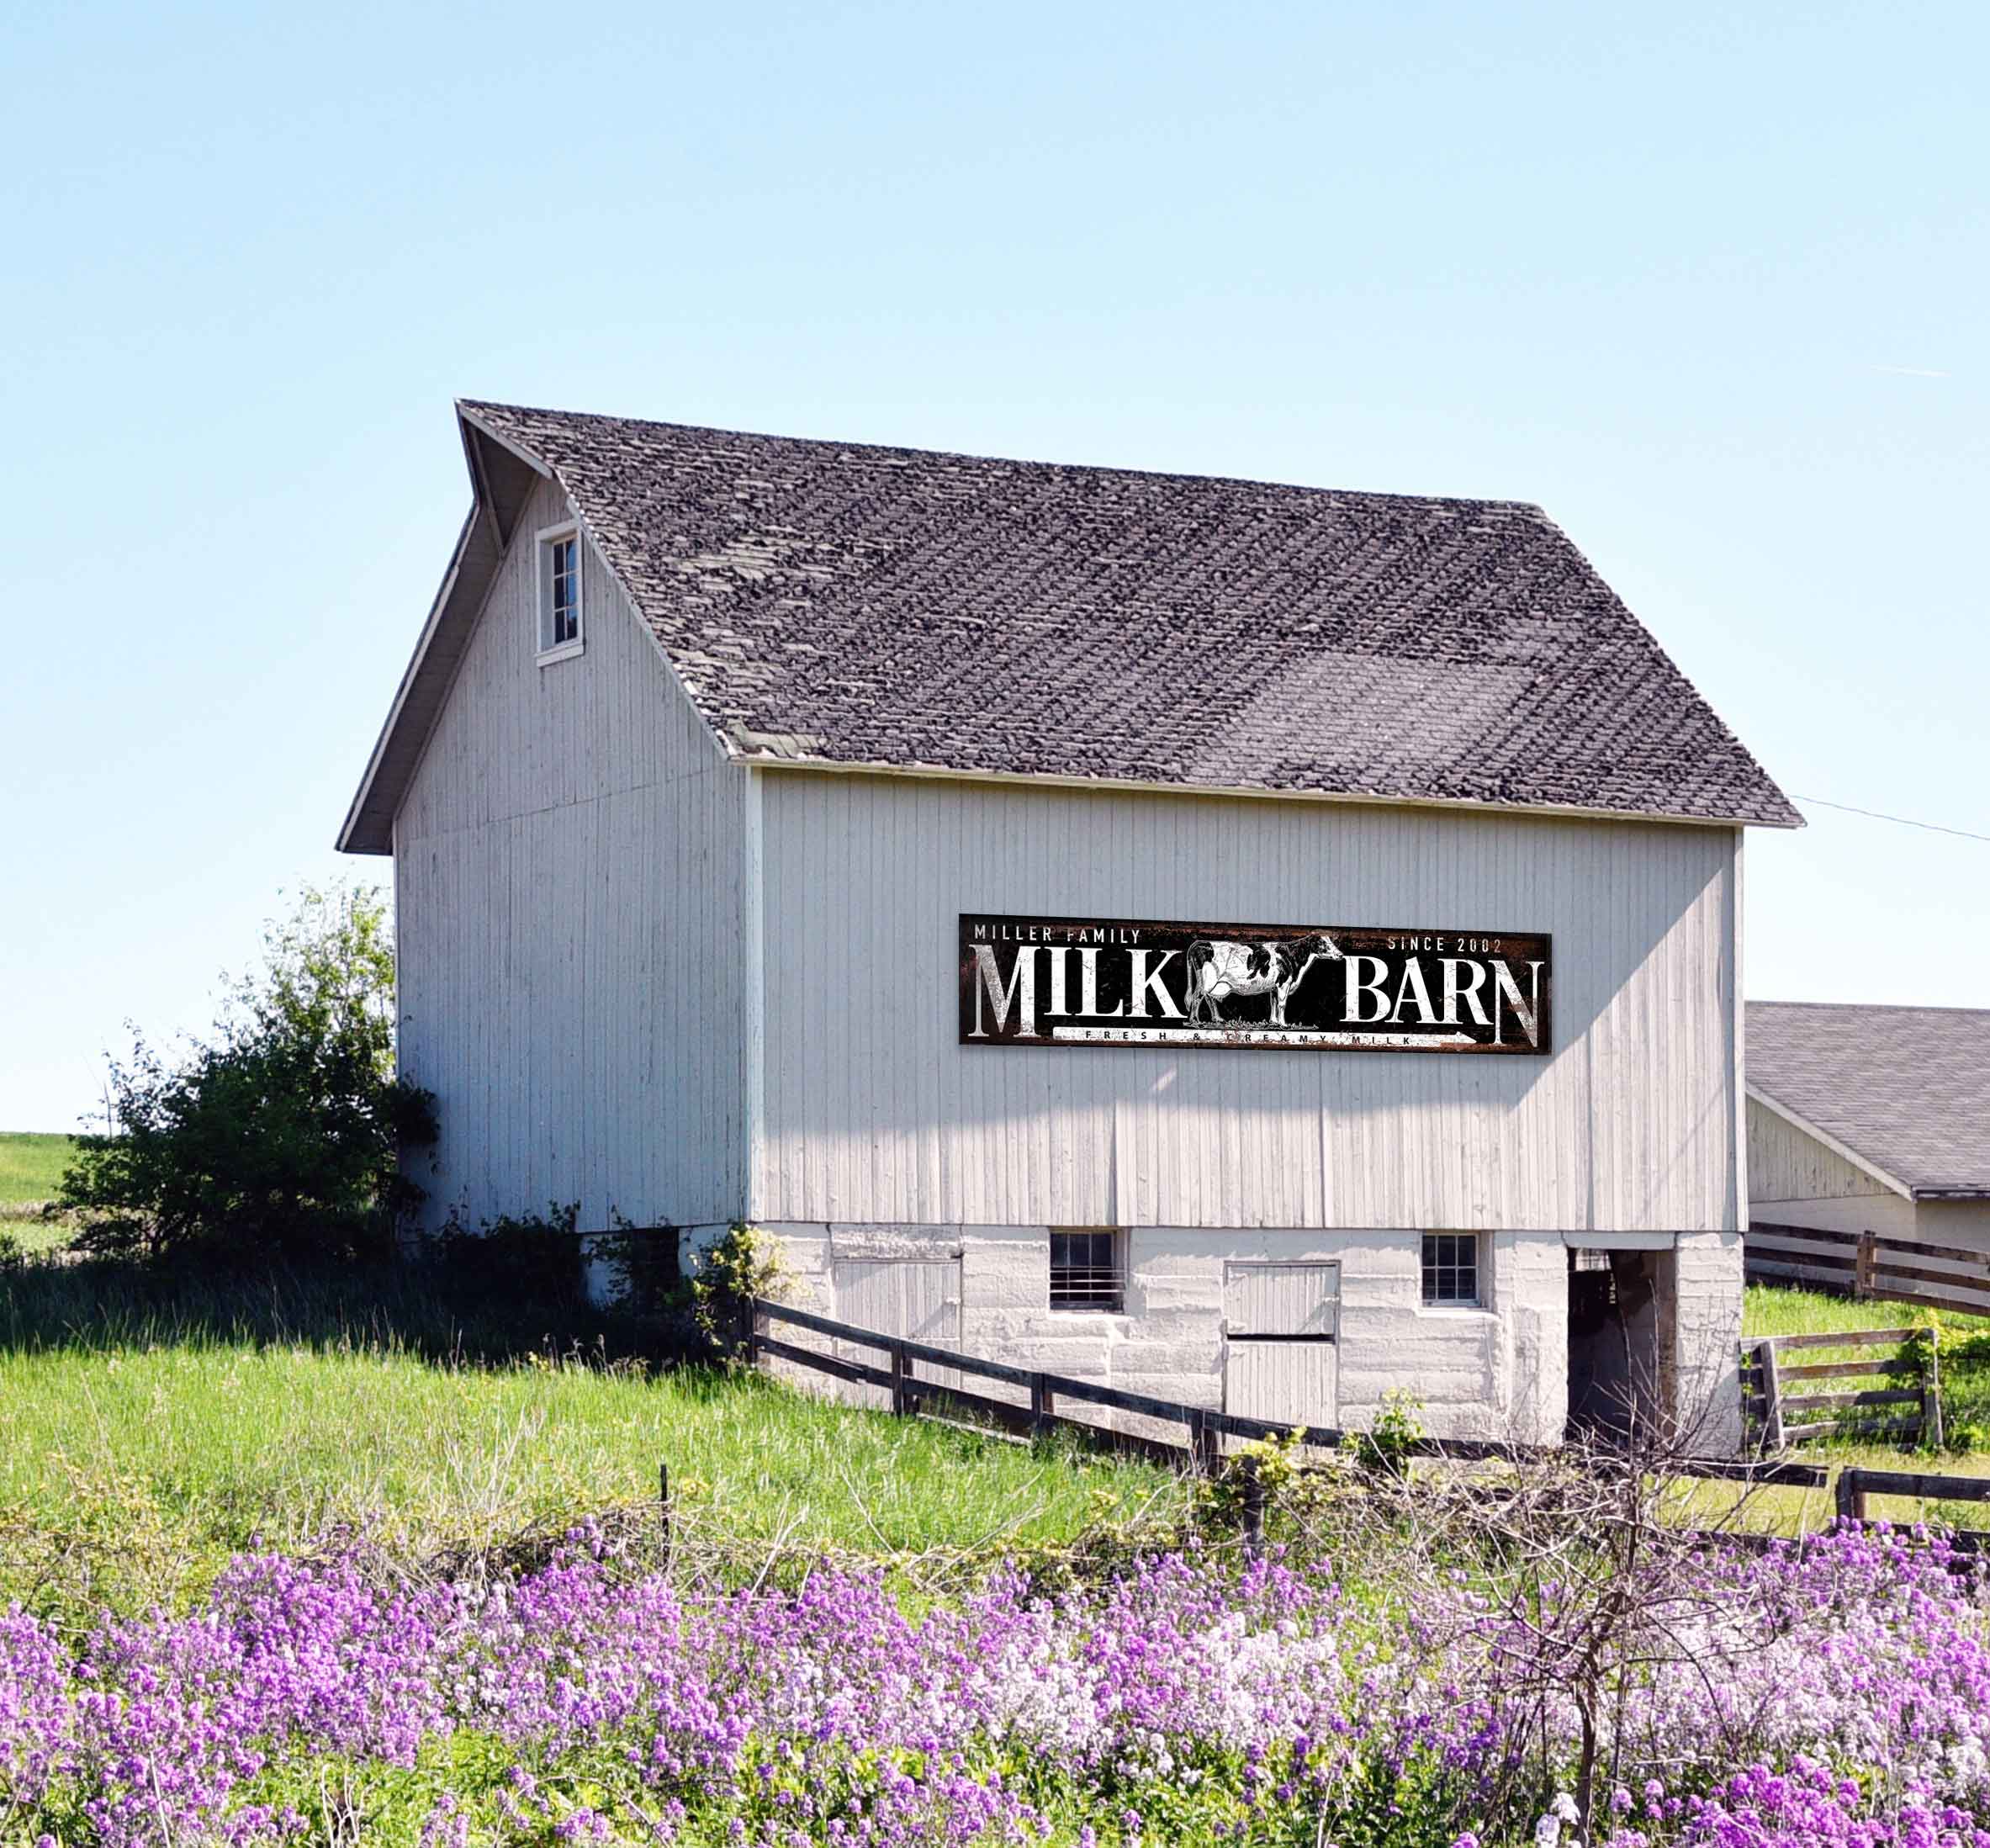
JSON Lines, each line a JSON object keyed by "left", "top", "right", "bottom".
{"left": 339, "top": 399, "right": 1799, "bottom": 1451}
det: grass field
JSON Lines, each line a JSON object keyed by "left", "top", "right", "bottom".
{"left": 1674, "top": 1283, "right": 1990, "bottom": 1534}
{"left": 1744, "top": 1280, "right": 1990, "bottom": 1341}
{"left": 0, "top": 1130, "right": 75, "bottom": 1205}
{"left": 0, "top": 1262, "right": 1188, "bottom": 1623}
{"left": 0, "top": 1243, "right": 1984, "bottom": 1628}
{"left": 0, "top": 1131, "right": 80, "bottom": 1256}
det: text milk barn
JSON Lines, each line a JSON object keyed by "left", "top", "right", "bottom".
{"left": 339, "top": 400, "right": 1799, "bottom": 1450}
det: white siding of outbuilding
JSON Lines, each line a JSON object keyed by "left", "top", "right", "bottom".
{"left": 1744, "top": 1097, "right": 1915, "bottom": 1240}
{"left": 1747, "top": 1097, "right": 1897, "bottom": 1204}
{"left": 749, "top": 771, "right": 1743, "bottom": 1236}
{"left": 1926, "top": 1201, "right": 1990, "bottom": 1247}
{"left": 393, "top": 476, "right": 751, "bottom": 1233}
{"left": 1746, "top": 1098, "right": 1990, "bottom": 1258}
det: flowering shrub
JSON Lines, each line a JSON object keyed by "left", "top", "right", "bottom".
{"left": 0, "top": 1526, "right": 1984, "bottom": 1845}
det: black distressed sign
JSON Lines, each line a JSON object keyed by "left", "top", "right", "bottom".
{"left": 959, "top": 913, "right": 1552, "bottom": 1054}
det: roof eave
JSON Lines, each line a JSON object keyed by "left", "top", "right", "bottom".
{"left": 336, "top": 504, "right": 480, "bottom": 855}
{"left": 739, "top": 749, "right": 1801, "bottom": 831}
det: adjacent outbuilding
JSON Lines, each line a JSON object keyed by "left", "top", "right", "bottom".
{"left": 1746, "top": 1001, "right": 1990, "bottom": 1310}
{"left": 340, "top": 399, "right": 1801, "bottom": 1451}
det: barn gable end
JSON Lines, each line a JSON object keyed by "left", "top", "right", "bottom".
{"left": 394, "top": 470, "right": 751, "bottom": 1233}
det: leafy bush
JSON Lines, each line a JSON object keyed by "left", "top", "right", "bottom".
{"left": 691, "top": 1221, "right": 796, "bottom": 1353}
{"left": 58, "top": 884, "right": 437, "bottom": 1264}
{"left": 426, "top": 1199, "right": 590, "bottom": 1310}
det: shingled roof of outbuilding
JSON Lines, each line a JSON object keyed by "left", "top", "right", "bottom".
{"left": 1748, "top": 1002, "right": 1990, "bottom": 1199}
{"left": 340, "top": 399, "right": 1799, "bottom": 851}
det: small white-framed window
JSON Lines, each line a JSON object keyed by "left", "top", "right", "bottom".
{"left": 1050, "top": 1227, "right": 1125, "bottom": 1313}
{"left": 1421, "top": 1231, "right": 1483, "bottom": 1308}
{"left": 536, "top": 523, "right": 583, "bottom": 660}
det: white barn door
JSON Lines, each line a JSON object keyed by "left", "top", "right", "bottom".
{"left": 832, "top": 1259, "right": 962, "bottom": 1408}
{"left": 1223, "top": 1262, "right": 1339, "bottom": 1438}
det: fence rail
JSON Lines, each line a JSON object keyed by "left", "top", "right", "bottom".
{"left": 749, "top": 1300, "right": 1990, "bottom": 1512}
{"left": 1747, "top": 1222, "right": 1990, "bottom": 1318}
{"left": 747, "top": 1300, "right": 1990, "bottom": 1550}
{"left": 748, "top": 1296, "right": 1343, "bottom": 1469}
{"left": 1743, "top": 1325, "right": 1941, "bottom": 1448}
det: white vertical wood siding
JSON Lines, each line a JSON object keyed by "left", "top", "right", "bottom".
{"left": 753, "top": 773, "right": 1740, "bottom": 1234}
{"left": 1745, "top": 1097, "right": 1892, "bottom": 1202}
{"left": 394, "top": 476, "right": 749, "bottom": 1231}
{"left": 1222, "top": 1261, "right": 1340, "bottom": 1337}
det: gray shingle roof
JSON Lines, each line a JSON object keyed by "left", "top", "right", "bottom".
{"left": 453, "top": 400, "right": 1797, "bottom": 826}
{"left": 1748, "top": 1002, "right": 1990, "bottom": 1197}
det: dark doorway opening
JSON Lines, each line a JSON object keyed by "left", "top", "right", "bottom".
{"left": 1566, "top": 1247, "right": 1674, "bottom": 1443}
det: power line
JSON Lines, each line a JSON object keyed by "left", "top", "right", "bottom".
{"left": 1792, "top": 793, "right": 1990, "bottom": 845}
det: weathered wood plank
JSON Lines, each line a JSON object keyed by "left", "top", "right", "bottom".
{"left": 1873, "top": 1259, "right": 1990, "bottom": 1296}
{"left": 1749, "top": 1221, "right": 1864, "bottom": 1247}
{"left": 1748, "top": 1238, "right": 1856, "bottom": 1268}
{"left": 900, "top": 1378, "right": 1041, "bottom": 1438}
{"left": 1675, "top": 1457, "right": 1829, "bottom": 1488}
{"left": 1783, "top": 1417, "right": 1920, "bottom": 1443}
{"left": 1866, "top": 1285, "right": 1990, "bottom": 1317}
{"left": 759, "top": 1300, "right": 1042, "bottom": 1388}
{"left": 1877, "top": 1234, "right": 1990, "bottom": 1270}
{"left": 1775, "top": 1357, "right": 1913, "bottom": 1381}
{"left": 1746, "top": 1258, "right": 1859, "bottom": 1291}
{"left": 1848, "top": 1468, "right": 1990, "bottom": 1505}
{"left": 1778, "top": 1388, "right": 1922, "bottom": 1413}
{"left": 755, "top": 1335, "right": 893, "bottom": 1393}
{"left": 1765, "top": 1327, "right": 1923, "bottom": 1350}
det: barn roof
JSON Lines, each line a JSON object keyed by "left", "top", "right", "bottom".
{"left": 1748, "top": 1001, "right": 1990, "bottom": 1199}
{"left": 338, "top": 399, "right": 1798, "bottom": 852}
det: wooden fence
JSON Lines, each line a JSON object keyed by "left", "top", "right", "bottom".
{"left": 746, "top": 1296, "right": 1342, "bottom": 1469}
{"left": 1747, "top": 1222, "right": 1990, "bottom": 1317}
{"left": 1835, "top": 1465, "right": 1990, "bottom": 1525}
{"left": 1744, "top": 1326, "right": 1941, "bottom": 1448}
{"left": 749, "top": 1299, "right": 1990, "bottom": 1549}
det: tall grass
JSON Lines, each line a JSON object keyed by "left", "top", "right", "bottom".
{"left": 1744, "top": 1281, "right": 1990, "bottom": 1341}
{"left": 0, "top": 1130, "right": 75, "bottom": 1205}
{"left": 0, "top": 1254, "right": 1188, "bottom": 1623}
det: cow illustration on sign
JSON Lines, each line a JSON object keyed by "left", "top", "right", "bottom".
{"left": 1183, "top": 931, "right": 1344, "bottom": 1027}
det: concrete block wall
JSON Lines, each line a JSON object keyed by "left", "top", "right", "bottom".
{"left": 1672, "top": 1230, "right": 1745, "bottom": 1455}
{"left": 740, "top": 1221, "right": 1580, "bottom": 1448}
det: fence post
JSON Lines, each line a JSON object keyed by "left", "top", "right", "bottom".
{"left": 741, "top": 1297, "right": 761, "bottom": 1369}
{"left": 1922, "top": 1336, "right": 1945, "bottom": 1451}
{"left": 1240, "top": 1457, "right": 1267, "bottom": 1558}
{"left": 1834, "top": 1467, "right": 1868, "bottom": 1525}
{"left": 1188, "top": 1407, "right": 1220, "bottom": 1475}
{"left": 659, "top": 1461, "right": 672, "bottom": 1565}
{"left": 1029, "top": 1373, "right": 1054, "bottom": 1441}
{"left": 889, "top": 1339, "right": 912, "bottom": 1416}
{"left": 1758, "top": 1339, "right": 1786, "bottom": 1452}
{"left": 1855, "top": 1230, "right": 1877, "bottom": 1300}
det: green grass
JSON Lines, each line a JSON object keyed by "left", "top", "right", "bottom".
{"left": 1685, "top": 1283, "right": 1990, "bottom": 1534}
{"left": 0, "top": 1131, "right": 81, "bottom": 1256}
{"left": 0, "top": 1130, "right": 76, "bottom": 1205}
{"left": 0, "top": 1258, "right": 1188, "bottom": 1622}
{"left": 1744, "top": 1281, "right": 1990, "bottom": 1342}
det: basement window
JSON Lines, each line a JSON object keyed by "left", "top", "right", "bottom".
{"left": 537, "top": 524, "right": 583, "bottom": 660}
{"left": 1421, "top": 1232, "right": 1482, "bottom": 1308}
{"left": 1050, "top": 1228, "right": 1125, "bottom": 1313}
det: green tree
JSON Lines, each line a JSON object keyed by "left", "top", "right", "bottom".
{"left": 60, "top": 884, "right": 437, "bottom": 1263}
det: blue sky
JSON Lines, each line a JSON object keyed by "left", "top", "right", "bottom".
{"left": 3, "top": 0, "right": 1984, "bottom": 1131}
